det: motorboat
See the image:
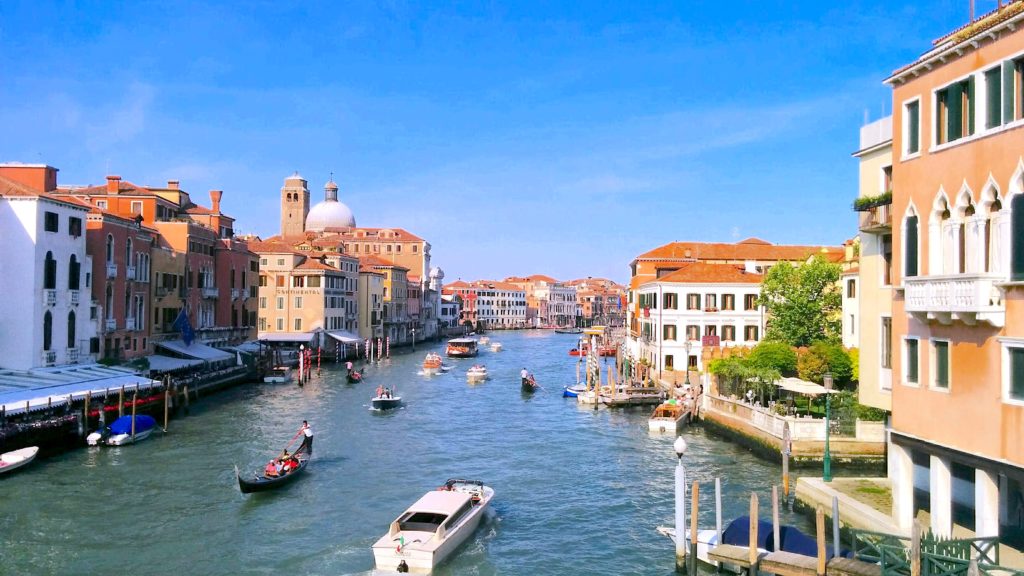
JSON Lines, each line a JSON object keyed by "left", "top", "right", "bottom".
{"left": 372, "top": 388, "right": 402, "bottom": 410}
{"left": 554, "top": 327, "right": 582, "bottom": 334}
{"left": 0, "top": 446, "right": 39, "bottom": 476}
{"left": 598, "top": 345, "right": 618, "bottom": 357}
{"left": 446, "top": 338, "right": 479, "bottom": 358}
{"left": 372, "top": 479, "right": 494, "bottom": 573}
{"left": 478, "top": 336, "right": 490, "bottom": 345}
{"left": 489, "top": 342, "right": 502, "bottom": 352}
{"left": 562, "top": 384, "right": 587, "bottom": 398}
{"left": 422, "top": 353, "right": 443, "bottom": 373}
{"left": 649, "top": 401, "right": 688, "bottom": 433}
{"left": 236, "top": 453, "right": 309, "bottom": 494}
{"left": 87, "top": 414, "right": 158, "bottom": 446}
{"left": 568, "top": 344, "right": 590, "bottom": 357}
{"left": 466, "top": 365, "right": 488, "bottom": 382}
{"left": 263, "top": 366, "right": 293, "bottom": 383}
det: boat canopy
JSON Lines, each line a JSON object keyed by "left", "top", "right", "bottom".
{"left": 326, "top": 330, "right": 361, "bottom": 344}
{"left": 257, "top": 331, "right": 317, "bottom": 344}
{"left": 109, "top": 414, "right": 157, "bottom": 435}
{"left": 147, "top": 355, "right": 204, "bottom": 373}
{"left": 447, "top": 338, "right": 477, "bottom": 345}
{"left": 408, "top": 490, "right": 474, "bottom": 516}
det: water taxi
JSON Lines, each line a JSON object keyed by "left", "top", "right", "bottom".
{"left": 445, "top": 338, "right": 478, "bottom": 358}
{"left": 263, "top": 366, "right": 293, "bottom": 383}
{"left": 372, "top": 386, "right": 402, "bottom": 410}
{"left": 422, "top": 352, "right": 443, "bottom": 373}
{"left": 372, "top": 479, "right": 494, "bottom": 573}
{"left": 648, "top": 400, "right": 688, "bottom": 433}
{"left": 489, "top": 342, "right": 502, "bottom": 352}
{"left": 466, "top": 365, "right": 488, "bottom": 382}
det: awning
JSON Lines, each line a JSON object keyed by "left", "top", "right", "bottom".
{"left": 0, "top": 365, "right": 160, "bottom": 415}
{"left": 775, "top": 377, "right": 840, "bottom": 396}
{"left": 147, "top": 355, "right": 204, "bottom": 372}
{"left": 155, "top": 340, "right": 233, "bottom": 361}
{"left": 326, "top": 330, "right": 361, "bottom": 344}
{"left": 258, "top": 331, "right": 317, "bottom": 344}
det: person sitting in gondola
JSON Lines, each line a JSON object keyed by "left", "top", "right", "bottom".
{"left": 264, "top": 460, "right": 279, "bottom": 478}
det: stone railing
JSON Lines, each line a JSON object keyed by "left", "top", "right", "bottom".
{"left": 905, "top": 274, "right": 1004, "bottom": 326}
{"left": 706, "top": 394, "right": 827, "bottom": 441}
{"left": 43, "top": 289, "right": 56, "bottom": 307}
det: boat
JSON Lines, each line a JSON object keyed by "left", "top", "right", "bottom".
{"left": 372, "top": 479, "right": 494, "bottom": 573}
{"left": 598, "top": 345, "right": 617, "bottom": 357}
{"left": 554, "top": 327, "right": 582, "bottom": 334}
{"left": 562, "top": 384, "right": 587, "bottom": 398}
{"left": 568, "top": 343, "right": 590, "bottom": 357}
{"left": 347, "top": 370, "right": 364, "bottom": 384}
{"left": 489, "top": 342, "right": 502, "bottom": 352}
{"left": 466, "top": 365, "right": 488, "bottom": 382}
{"left": 423, "top": 352, "right": 443, "bottom": 373}
{"left": 478, "top": 336, "right": 490, "bottom": 345}
{"left": 0, "top": 446, "right": 39, "bottom": 476}
{"left": 263, "top": 366, "right": 293, "bottom": 383}
{"left": 446, "top": 338, "right": 479, "bottom": 358}
{"left": 236, "top": 453, "right": 310, "bottom": 494}
{"left": 521, "top": 376, "right": 539, "bottom": 394}
{"left": 649, "top": 400, "right": 688, "bottom": 433}
{"left": 372, "top": 386, "right": 402, "bottom": 410}
{"left": 86, "top": 414, "right": 158, "bottom": 446}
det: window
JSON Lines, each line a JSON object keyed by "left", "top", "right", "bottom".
{"left": 1010, "top": 347, "right": 1024, "bottom": 401}
{"left": 44, "top": 211, "right": 59, "bottom": 232}
{"left": 905, "top": 215, "right": 919, "bottom": 277}
{"left": 69, "top": 217, "right": 82, "bottom": 237}
{"left": 744, "top": 294, "right": 758, "bottom": 311}
{"left": 686, "top": 325, "right": 699, "bottom": 341}
{"left": 722, "top": 294, "right": 735, "bottom": 311}
{"left": 905, "top": 339, "right": 919, "bottom": 384}
{"left": 260, "top": 258, "right": 268, "bottom": 266}
{"left": 259, "top": 297, "right": 267, "bottom": 309}
{"left": 882, "top": 165, "right": 893, "bottom": 193}
{"left": 686, "top": 294, "right": 700, "bottom": 310}
{"left": 663, "top": 325, "right": 677, "bottom": 341}
{"left": 935, "top": 78, "right": 974, "bottom": 145}
{"left": 706, "top": 294, "right": 717, "bottom": 310}
{"left": 96, "top": 200, "right": 107, "bottom": 209}
{"left": 276, "top": 297, "right": 284, "bottom": 310}
{"left": 722, "top": 325, "right": 736, "bottom": 342}
{"left": 259, "top": 275, "right": 267, "bottom": 287}
{"left": 294, "top": 318, "right": 302, "bottom": 331}
{"left": 705, "top": 325, "right": 717, "bottom": 337}
{"left": 308, "top": 276, "right": 321, "bottom": 288}
{"left": 294, "top": 296, "right": 303, "bottom": 308}
{"left": 904, "top": 100, "right": 921, "bottom": 155}
{"left": 276, "top": 318, "right": 284, "bottom": 330}
{"left": 1013, "top": 195, "right": 1024, "bottom": 281}
{"left": 68, "top": 255, "right": 80, "bottom": 290}
{"left": 43, "top": 251, "right": 57, "bottom": 290}
{"left": 43, "top": 311, "right": 52, "bottom": 351}
{"left": 277, "top": 258, "right": 285, "bottom": 266}
{"left": 689, "top": 355, "right": 698, "bottom": 369}
{"left": 744, "top": 325, "right": 759, "bottom": 342}
{"left": 67, "top": 311, "right": 76, "bottom": 349}
{"left": 663, "top": 293, "right": 678, "bottom": 309}
{"left": 276, "top": 276, "right": 285, "bottom": 287}
{"left": 130, "top": 201, "right": 143, "bottom": 215}
{"left": 1003, "top": 57, "right": 1024, "bottom": 124}
{"left": 293, "top": 276, "right": 305, "bottom": 288}
{"left": 881, "top": 318, "right": 892, "bottom": 369}
{"left": 881, "top": 234, "right": 893, "bottom": 285}
{"left": 106, "top": 234, "right": 114, "bottom": 263}
{"left": 847, "top": 279, "right": 856, "bottom": 298}
{"left": 985, "top": 67, "right": 1003, "bottom": 129}
{"left": 665, "top": 355, "right": 674, "bottom": 370}
{"left": 933, "top": 340, "right": 950, "bottom": 389}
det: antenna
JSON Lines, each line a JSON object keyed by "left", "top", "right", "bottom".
{"left": 970, "top": 0, "right": 975, "bottom": 22}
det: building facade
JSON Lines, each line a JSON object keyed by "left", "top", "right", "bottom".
{"left": 358, "top": 266, "right": 384, "bottom": 341}
{"left": 443, "top": 280, "right": 527, "bottom": 329}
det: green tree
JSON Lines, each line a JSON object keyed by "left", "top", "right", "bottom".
{"left": 747, "top": 341, "right": 798, "bottom": 376}
{"left": 797, "top": 342, "right": 853, "bottom": 387}
{"left": 759, "top": 255, "right": 842, "bottom": 347}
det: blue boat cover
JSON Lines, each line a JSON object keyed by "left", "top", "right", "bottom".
{"left": 778, "top": 525, "right": 850, "bottom": 559}
{"left": 721, "top": 516, "right": 776, "bottom": 550}
{"left": 109, "top": 415, "right": 157, "bottom": 435}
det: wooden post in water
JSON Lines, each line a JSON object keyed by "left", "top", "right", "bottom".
{"left": 782, "top": 421, "right": 792, "bottom": 502}
{"left": 749, "top": 493, "right": 759, "bottom": 568}
{"left": 772, "top": 485, "right": 781, "bottom": 552}
{"left": 816, "top": 507, "right": 826, "bottom": 576}
{"left": 689, "top": 481, "right": 699, "bottom": 576}
{"left": 910, "top": 520, "right": 922, "bottom": 576}
{"left": 130, "top": 391, "right": 137, "bottom": 441}
{"left": 183, "top": 385, "right": 190, "bottom": 415}
{"left": 118, "top": 386, "right": 124, "bottom": 417}
{"left": 83, "top": 392, "right": 91, "bottom": 437}
{"left": 832, "top": 496, "right": 840, "bottom": 560}
{"left": 163, "top": 385, "right": 170, "bottom": 432}
{"left": 715, "top": 477, "right": 723, "bottom": 548}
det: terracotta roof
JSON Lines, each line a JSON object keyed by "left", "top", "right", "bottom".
{"left": 359, "top": 265, "right": 386, "bottom": 275}
{"left": 641, "top": 262, "right": 763, "bottom": 286}
{"left": 74, "top": 180, "right": 160, "bottom": 197}
{"left": 527, "top": 274, "right": 559, "bottom": 283}
{"left": 247, "top": 240, "right": 303, "bottom": 255}
{"left": 842, "top": 266, "right": 861, "bottom": 276}
{"left": 444, "top": 280, "right": 472, "bottom": 289}
{"left": 634, "top": 238, "right": 843, "bottom": 263}
{"left": 359, "top": 255, "right": 408, "bottom": 271}
{"left": 184, "top": 204, "right": 215, "bottom": 215}
{"left": 295, "top": 259, "right": 339, "bottom": 272}
{"left": 0, "top": 176, "right": 88, "bottom": 210}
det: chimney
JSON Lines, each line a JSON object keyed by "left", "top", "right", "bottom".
{"left": 209, "top": 190, "right": 222, "bottom": 213}
{"left": 167, "top": 180, "right": 180, "bottom": 190}
{"left": 744, "top": 260, "right": 758, "bottom": 274}
{"left": 106, "top": 175, "right": 121, "bottom": 194}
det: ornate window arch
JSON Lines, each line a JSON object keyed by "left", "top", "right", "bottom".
{"left": 929, "top": 189, "right": 953, "bottom": 275}
{"left": 903, "top": 201, "right": 921, "bottom": 279}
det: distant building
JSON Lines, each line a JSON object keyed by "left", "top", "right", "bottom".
{"left": 443, "top": 280, "right": 527, "bottom": 329}
{"left": 357, "top": 264, "right": 384, "bottom": 341}
{"left": 566, "top": 277, "right": 627, "bottom": 327}
{"left": 361, "top": 255, "right": 412, "bottom": 344}
{"left": 505, "top": 275, "right": 578, "bottom": 327}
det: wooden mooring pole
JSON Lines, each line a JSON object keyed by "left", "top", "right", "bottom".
{"left": 749, "top": 493, "right": 760, "bottom": 568}
{"left": 183, "top": 385, "right": 190, "bottom": 415}
{"left": 118, "top": 386, "right": 124, "bottom": 417}
{"left": 773, "top": 485, "right": 781, "bottom": 552}
{"left": 83, "top": 392, "right": 91, "bottom": 437}
{"left": 688, "top": 481, "right": 699, "bottom": 576}
{"left": 715, "top": 478, "right": 723, "bottom": 548}
{"left": 816, "top": 507, "right": 827, "bottom": 576}
{"left": 163, "top": 385, "right": 170, "bottom": 432}
{"left": 911, "top": 520, "right": 922, "bottom": 576}
{"left": 130, "top": 391, "right": 137, "bottom": 441}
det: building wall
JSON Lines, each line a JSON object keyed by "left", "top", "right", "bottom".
{"left": 841, "top": 273, "right": 859, "bottom": 349}
{"left": 280, "top": 175, "right": 309, "bottom": 238}
{"left": 358, "top": 271, "right": 384, "bottom": 340}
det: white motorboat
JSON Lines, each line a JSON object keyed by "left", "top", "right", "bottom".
{"left": 372, "top": 479, "right": 494, "bottom": 573}
{"left": 466, "top": 365, "right": 488, "bottom": 382}
{"left": 87, "top": 415, "right": 158, "bottom": 447}
{"left": 478, "top": 336, "right": 490, "bottom": 345}
{"left": 489, "top": 342, "right": 502, "bottom": 352}
{"left": 263, "top": 366, "right": 293, "bottom": 383}
{"left": 648, "top": 401, "right": 689, "bottom": 433}
{"left": 0, "top": 446, "right": 39, "bottom": 476}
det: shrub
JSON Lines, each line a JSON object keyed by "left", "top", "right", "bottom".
{"left": 748, "top": 341, "right": 798, "bottom": 376}
{"left": 797, "top": 342, "right": 853, "bottom": 386}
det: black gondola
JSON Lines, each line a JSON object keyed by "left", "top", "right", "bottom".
{"left": 521, "top": 378, "right": 539, "bottom": 393}
{"left": 347, "top": 371, "right": 363, "bottom": 384}
{"left": 236, "top": 455, "right": 310, "bottom": 494}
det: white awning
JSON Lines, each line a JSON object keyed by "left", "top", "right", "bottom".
{"left": 147, "top": 355, "right": 204, "bottom": 372}
{"left": 258, "top": 331, "right": 317, "bottom": 344}
{"left": 326, "top": 330, "right": 361, "bottom": 344}
{"left": 155, "top": 340, "right": 233, "bottom": 361}
{"left": 775, "top": 377, "right": 840, "bottom": 396}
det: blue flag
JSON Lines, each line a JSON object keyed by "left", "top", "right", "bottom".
{"left": 172, "top": 307, "right": 195, "bottom": 346}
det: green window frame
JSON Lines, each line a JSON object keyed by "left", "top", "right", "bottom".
{"left": 1010, "top": 348, "right": 1024, "bottom": 401}
{"left": 906, "top": 339, "right": 919, "bottom": 384}
{"left": 905, "top": 216, "right": 919, "bottom": 277}
{"left": 934, "top": 341, "right": 949, "bottom": 389}
{"left": 986, "top": 67, "right": 1002, "bottom": 129}
{"left": 906, "top": 100, "right": 920, "bottom": 154}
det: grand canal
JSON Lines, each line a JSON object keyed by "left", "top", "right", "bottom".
{"left": 0, "top": 330, "right": 814, "bottom": 575}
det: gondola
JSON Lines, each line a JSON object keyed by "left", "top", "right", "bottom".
{"left": 347, "top": 370, "right": 363, "bottom": 384}
{"left": 521, "top": 378, "right": 539, "bottom": 394}
{"left": 236, "top": 454, "right": 310, "bottom": 494}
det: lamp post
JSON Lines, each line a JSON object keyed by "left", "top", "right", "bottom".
{"left": 823, "top": 372, "right": 833, "bottom": 483}
{"left": 684, "top": 340, "right": 692, "bottom": 387}
{"left": 674, "top": 436, "right": 688, "bottom": 572}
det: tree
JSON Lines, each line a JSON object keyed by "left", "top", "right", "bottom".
{"left": 797, "top": 342, "right": 853, "bottom": 387}
{"left": 759, "top": 255, "right": 842, "bottom": 347}
{"left": 747, "top": 341, "right": 798, "bottom": 376}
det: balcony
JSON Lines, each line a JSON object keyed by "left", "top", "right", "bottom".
{"left": 156, "top": 286, "right": 171, "bottom": 298}
{"left": 126, "top": 265, "right": 137, "bottom": 280}
{"left": 201, "top": 286, "right": 219, "bottom": 299}
{"left": 105, "top": 318, "right": 117, "bottom": 331}
{"left": 231, "top": 288, "right": 241, "bottom": 300}
{"left": 43, "top": 289, "right": 56, "bottom": 307}
{"left": 858, "top": 203, "right": 892, "bottom": 232}
{"left": 125, "top": 316, "right": 137, "bottom": 331}
{"left": 904, "top": 274, "right": 1005, "bottom": 327}
{"left": 67, "top": 348, "right": 79, "bottom": 363}
{"left": 41, "top": 350, "right": 56, "bottom": 366}
{"left": 106, "top": 263, "right": 118, "bottom": 279}
{"left": 70, "top": 290, "right": 80, "bottom": 306}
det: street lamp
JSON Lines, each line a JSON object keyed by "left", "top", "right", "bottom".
{"left": 823, "top": 372, "right": 833, "bottom": 483}
{"left": 674, "top": 436, "right": 688, "bottom": 572}
{"left": 684, "top": 340, "right": 692, "bottom": 387}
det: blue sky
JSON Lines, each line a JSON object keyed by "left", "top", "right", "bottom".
{"left": 0, "top": 1, "right": 990, "bottom": 283}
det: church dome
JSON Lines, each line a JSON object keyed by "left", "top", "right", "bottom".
{"left": 306, "top": 179, "right": 355, "bottom": 232}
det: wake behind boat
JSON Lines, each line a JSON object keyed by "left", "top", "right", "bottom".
{"left": 372, "top": 479, "right": 494, "bottom": 573}
{"left": 0, "top": 446, "right": 39, "bottom": 476}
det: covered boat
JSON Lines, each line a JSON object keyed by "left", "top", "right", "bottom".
{"left": 263, "top": 366, "right": 293, "bottom": 383}
{"left": 372, "top": 479, "right": 494, "bottom": 573}
{"left": 562, "top": 384, "right": 587, "bottom": 398}
{"left": 0, "top": 446, "right": 39, "bottom": 476}
{"left": 87, "top": 415, "right": 158, "bottom": 446}
{"left": 445, "top": 338, "right": 479, "bottom": 358}
{"left": 649, "top": 401, "right": 688, "bottom": 433}
{"left": 236, "top": 454, "right": 309, "bottom": 494}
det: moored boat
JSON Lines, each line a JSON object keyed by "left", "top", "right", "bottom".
{"left": 554, "top": 327, "right": 582, "bottom": 334}
{"left": 372, "top": 479, "right": 494, "bottom": 573}
{"left": 263, "top": 366, "right": 293, "bottom": 383}
{"left": 236, "top": 453, "right": 309, "bottom": 494}
{"left": 87, "top": 415, "right": 158, "bottom": 446}
{"left": 0, "top": 446, "right": 39, "bottom": 476}
{"left": 446, "top": 338, "right": 479, "bottom": 358}
{"left": 648, "top": 401, "right": 687, "bottom": 433}
{"left": 562, "top": 384, "right": 587, "bottom": 398}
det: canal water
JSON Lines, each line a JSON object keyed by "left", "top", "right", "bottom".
{"left": 0, "top": 330, "right": 814, "bottom": 575}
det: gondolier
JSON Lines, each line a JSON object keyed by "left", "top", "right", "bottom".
{"left": 520, "top": 367, "right": 529, "bottom": 386}
{"left": 297, "top": 420, "right": 313, "bottom": 456}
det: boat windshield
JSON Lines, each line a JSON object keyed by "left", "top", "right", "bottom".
{"left": 398, "top": 512, "right": 448, "bottom": 532}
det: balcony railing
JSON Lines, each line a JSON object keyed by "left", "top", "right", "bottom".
{"left": 156, "top": 286, "right": 171, "bottom": 298}
{"left": 231, "top": 288, "right": 241, "bottom": 300}
{"left": 905, "top": 273, "right": 1005, "bottom": 327}
{"left": 70, "top": 290, "right": 80, "bottom": 306}
{"left": 125, "top": 316, "right": 137, "bottom": 331}
{"left": 67, "top": 348, "right": 79, "bottom": 363}
{"left": 42, "top": 350, "right": 56, "bottom": 366}
{"left": 201, "top": 286, "right": 219, "bottom": 298}
{"left": 126, "top": 265, "right": 137, "bottom": 280}
{"left": 43, "top": 289, "right": 56, "bottom": 307}
{"left": 105, "top": 318, "right": 117, "bottom": 331}
{"left": 858, "top": 203, "right": 892, "bottom": 232}
{"left": 106, "top": 263, "right": 118, "bottom": 279}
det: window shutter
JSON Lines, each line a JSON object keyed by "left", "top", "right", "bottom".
{"left": 1003, "top": 60, "right": 1015, "bottom": 123}
{"left": 967, "top": 76, "right": 976, "bottom": 135}
{"left": 986, "top": 68, "right": 1002, "bottom": 128}
{"left": 908, "top": 102, "right": 920, "bottom": 153}
{"left": 906, "top": 216, "right": 919, "bottom": 277}
{"left": 936, "top": 343, "right": 949, "bottom": 387}
{"left": 947, "top": 83, "right": 963, "bottom": 141}
{"left": 1012, "top": 195, "right": 1024, "bottom": 280}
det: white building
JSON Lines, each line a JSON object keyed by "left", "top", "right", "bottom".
{"left": 634, "top": 262, "right": 765, "bottom": 375}
{"left": 439, "top": 294, "right": 462, "bottom": 332}
{"left": 841, "top": 268, "right": 859, "bottom": 349}
{"left": 1, "top": 172, "right": 97, "bottom": 369}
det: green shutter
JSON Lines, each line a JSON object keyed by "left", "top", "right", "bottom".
{"left": 1004, "top": 61, "right": 1017, "bottom": 123}
{"left": 947, "top": 84, "right": 963, "bottom": 141}
{"left": 905, "top": 216, "right": 919, "bottom": 277}
{"left": 1011, "top": 349, "right": 1024, "bottom": 400}
{"left": 987, "top": 68, "right": 1002, "bottom": 128}
{"left": 967, "top": 77, "right": 976, "bottom": 135}
{"left": 1013, "top": 195, "right": 1024, "bottom": 280}
{"left": 936, "top": 342, "right": 949, "bottom": 388}
{"left": 907, "top": 340, "right": 919, "bottom": 383}
{"left": 908, "top": 102, "right": 920, "bottom": 153}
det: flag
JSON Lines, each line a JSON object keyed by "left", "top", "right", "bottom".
{"left": 172, "top": 308, "right": 195, "bottom": 346}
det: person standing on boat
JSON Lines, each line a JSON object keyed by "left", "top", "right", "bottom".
{"left": 520, "top": 367, "right": 529, "bottom": 386}
{"left": 297, "top": 421, "right": 313, "bottom": 456}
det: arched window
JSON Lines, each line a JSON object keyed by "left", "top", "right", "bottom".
{"left": 981, "top": 186, "right": 1002, "bottom": 274}
{"left": 126, "top": 238, "right": 133, "bottom": 270}
{"left": 1013, "top": 194, "right": 1024, "bottom": 280}
{"left": 68, "top": 254, "right": 80, "bottom": 290}
{"left": 67, "top": 310, "right": 76, "bottom": 349}
{"left": 43, "top": 251, "right": 57, "bottom": 289}
{"left": 106, "top": 234, "right": 114, "bottom": 263}
{"left": 43, "top": 310, "right": 52, "bottom": 351}
{"left": 954, "top": 190, "right": 975, "bottom": 274}
{"left": 105, "top": 285, "right": 114, "bottom": 319}
{"left": 905, "top": 209, "right": 920, "bottom": 278}
{"left": 930, "top": 194, "right": 953, "bottom": 274}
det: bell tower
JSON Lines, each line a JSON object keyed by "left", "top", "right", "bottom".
{"left": 280, "top": 172, "right": 309, "bottom": 237}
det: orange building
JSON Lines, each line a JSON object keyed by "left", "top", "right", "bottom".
{"left": 884, "top": 3, "right": 1024, "bottom": 548}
